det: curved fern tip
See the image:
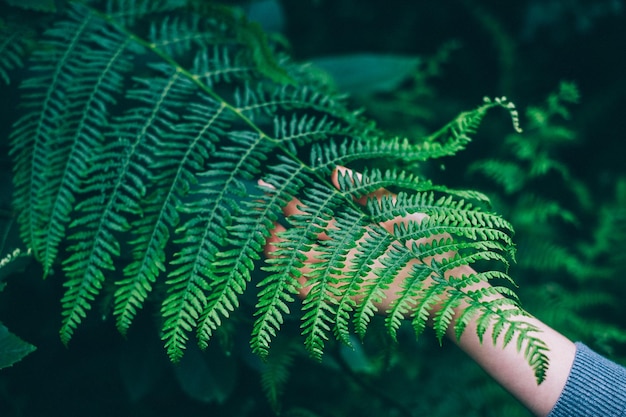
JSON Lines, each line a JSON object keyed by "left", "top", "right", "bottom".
{"left": 483, "top": 96, "right": 523, "bottom": 134}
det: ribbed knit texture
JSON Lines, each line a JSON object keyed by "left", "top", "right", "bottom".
{"left": 548, "top": 342, "right": 626, "bottom": 417}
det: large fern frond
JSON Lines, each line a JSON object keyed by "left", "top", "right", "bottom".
{"left": 10, "top": 4, "right": 104, "bottom": 272}
{"left": 162, "top": 129, "right": 276, "bottom": 360}
{"left": 6, "top": 0, "right": 548, "bottom": 380}
{"left": 115, "top": 97, "right": 230, "bottom": 334}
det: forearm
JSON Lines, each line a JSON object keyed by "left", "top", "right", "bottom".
{"left": 377, "top": 261, "right": 577, "bottom": 416}
{"left": 450, "top": 311, "right": 576, "bottom": 417}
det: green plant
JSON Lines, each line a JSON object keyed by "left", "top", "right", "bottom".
{"left": 0, "top": 247, "right": 36, "bottom": 370}
{"left": 2, "top": 0, "right": 549, "bottom": 394}
{"left": 441, "top": 81, "right": 626, "bottom": 416}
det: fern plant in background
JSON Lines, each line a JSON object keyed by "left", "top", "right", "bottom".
{"left": 0, "top": 0, "right": 547, "bottom": 382}
{"left": 470, "top": 81, "right": 626, "bottom": 350}
{"left": 337, "top": 69, "right": 626, "bottom": 416}
{"left": 442, "top": 81, "right": 626, "bottom": 416}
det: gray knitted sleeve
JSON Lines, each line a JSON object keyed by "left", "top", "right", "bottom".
{"left": 548, "top": 342, "right": 626, "bottom": 417}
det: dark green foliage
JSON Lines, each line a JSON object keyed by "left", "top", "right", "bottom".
{"left": 0, "top": 1, "right": 624, "bottom": 416}
{"left": 259, "top": 336, "right": 298, "bottom": 413}
{"left": 0, "top": 221, "right": 36, "bottom": 368}
{"left": 0, "top": 19, "right": 30, "bottom": 85}
{"left": 0, "top": 322, "right": 36, "bottom": 369}
{"left": 462, "top": 81, "right": 626, "bottom": 414}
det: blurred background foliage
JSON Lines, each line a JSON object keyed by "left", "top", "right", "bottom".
{"left": 1, "top": 0, "right": 625, "bottom": 416}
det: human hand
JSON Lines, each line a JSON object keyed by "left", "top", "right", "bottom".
{"left": 262, "top": 166, "right": 486, "bottom": 320}
{"left": 262, "top": 170, "right": 578, "bottom": 414}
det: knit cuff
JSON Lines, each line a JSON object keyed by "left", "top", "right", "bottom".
{"left": 548, "top": 342, "right": 626, "bottom": 417}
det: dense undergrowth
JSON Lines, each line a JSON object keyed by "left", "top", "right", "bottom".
{"left": 1, "top": 1, "right": 625, "bottom": 416}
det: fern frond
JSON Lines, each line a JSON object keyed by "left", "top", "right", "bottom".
{"left": 369, "top": 193, "right": 514, "bottom": 249}
{"left": 449, "top": 285, "right": 549, "bottom": 382}
{"left": 260, "top": 337, "right": 298, "bottom": 414}
{"left": 335, "top": 168, "right": 434, "bottom": 198}
{"left": 10, "top": 4, "right": 101, "bottom": 270}
{"left": 40, "top": 27, "right": 138, "bottom": 277}
{"left": 299, "top": 191, "right": 356, "bottom": 359}
{"left": 197, "top": 159, "right": 305, "bottom": 348}
{"left": 61, "top": 60, "right": 196, "bottom": 343}
{"left": 409, "top": 273, "right": 448, "bottom": 337}
{"left": 273, "top": 114, "right": 355, "bottom": 147}
{"left": 418, "top": 96, "right": 522, "bottom": 158}
{"left": 385, "top": 241, "right": 514, "bottom": 341}
{"left": 352, "top": 238, "right": 407, "bottom": 338}
{"left": 114, "top": 98, "right": 229, "bottom": 334}
{"left": 327, "top": 208, "right": 370, "bottom": 345}
{"left": 253, "top": 180, "right": 343, "bottom": 358}
{"left": 235, "top": 83, "right": 373, "bottom": 135}
{"left": 105, "top": 0, "right": 184, "bottom": 27}
{"left": 310, "top": 136, "right": 445, "bottom": 172}
{"left": 385, "top": 263, "right": 432, "bottom": 341}
{"left": 191, "top": 46, "right": 256, "bottom": 87}
{"left": 251, "top": 243, "right": 302, "bottom": 358}
{"left": 432, "top": 289, "right": 464, "bottom": 342}
{"left": 149, "top": 14, "right": 209, "bottom": 58}
{"left": 59, "top": 138, "right": 130, "bottom": 344}
{"left": 162, "top": 130, "right": 274, "bottom": 360}
{"left": 334, "top": 168, "right": 491, "bottom": 204}
{"left": 6, "top": 0, "right": 549, "bottom": 379}
{"left": 311, "top": 98, "right": 522, "bottom": 173}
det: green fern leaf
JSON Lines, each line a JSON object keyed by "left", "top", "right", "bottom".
{"left": 327, "top": 208, "right": 369, "bottom": 345}
{"left": 197, "top": 159, "right": 305, "bottom": 348}
{"left": 10, "top": 4, "right": 101, "bottom": 270}
{"left": 310, "top": 98, "right": 520, "bottom": 174}
{"left": 298, "top": 185, "right": 349, "bottom": 359}
{"left": 260, "top": 337, "right": 297, "bottom": 414}
{"left": 253, "top": 180, "right": 342, "bottom": 358}
{"left": 385, "top": 263, "right": 432, "bottom": 341}
{"left": 162, "top": 130, "right": 275, "bottom": 360}
{"left": 59, "top": 144, "right": 129, "bottom": 344}
{"left": 5, "top": 0, "right": 551, "bottom": 380}
{"left": 352, "top": 235, "right": 404, "bottom": 338}
{"left": 114, "top": 98, "right": 229, "bottom": 334}
{"left": 61, "top": 60, "right": 196, "bottom": 343}
{"left": 191, "top": 46, "right": 256, "bottom": 87}
{"left": 41, "top": 27, "right": 138, "bottom": 277}
{"left": 418, "top": 96, "right": 522, "bottom": 158}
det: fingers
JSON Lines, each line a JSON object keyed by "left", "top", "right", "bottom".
{"left": 262, "top": 221, "right": 318, "bottom": 298}
{"left": 331, "top": 165, "right": 391, "bottom": 205}
{"left": 331, "top": 167, "right": 430, "bottom": 244}
{"left": 259, "top": 178, "right": 327, "bottom": 300}
{"left": 260, "top": 166, "right": 451, "bottom": 308}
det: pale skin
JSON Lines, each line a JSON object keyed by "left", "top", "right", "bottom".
{"left": 263, "top": 167, "right": 577, "bottom": 417}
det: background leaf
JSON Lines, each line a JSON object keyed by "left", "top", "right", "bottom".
{"left": 0, "top": 322, "right": 36, "bottom": 369}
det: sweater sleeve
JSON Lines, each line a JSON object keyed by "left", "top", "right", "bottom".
{"left": 548, "top": 342, "right": 626, "bottom": 417}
